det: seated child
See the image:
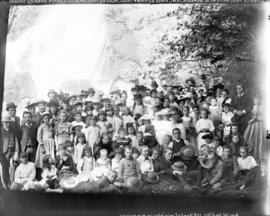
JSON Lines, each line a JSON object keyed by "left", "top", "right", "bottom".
{"left": 113, "top": 127, "right": 131, "bottom": 150}
{"left": 168, "top": 128, "right": 186, "bottom": 159}
{"left": 162, "top": 134, "right": 173, "bottom": 150}
{"left": 127, "top": 124, "right": 138, "bottom": 148}
{"left": 118, "top": 146, "right": 142, "bottom": 182}
{"left": 10, "top": 152, "right": 36, "bottom": 191}
{"left": 136, "top": 131, "right": 144, "bottom": 147}
{"left": 73, "top": 133, "right": 86, "bottom": 164}
{"left": 96, "top": 149, "right": 111, "bottom": 170}
{"left": 132, "top": 147, "right": 140, "bottom": 160}
{"left": 40, "top": 155, "right": 58, "bottom": 189}
{"left": 55, "top": 148, "right": 76, "bottom": 174}
{"left": 219, "top": 145, "right": 239, "bottom": 187}
{"left": 143, "top": 125, "right": 158, "bottom": 149}
{"left": 137, "top": 145, "right": 154, "bottom": 174}
{"left": 77, "top": 145, "right": 95, "bottom": 176}
{"left": 237, "top": 146, "right": 261, "bottom": 190}
{"left": 111, "top": 147, "right": 124, "bottom": 172}
{"left": 229, "top": 134, "right": 242, "bottom": 156}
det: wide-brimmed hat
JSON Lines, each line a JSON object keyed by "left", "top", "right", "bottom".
{"left": 36, "top": 99, "right": 47, "bottom": 106}
{"left": 124, "top": 177, "right": 143, "bottom": 189}
{"left": 41, "top": 111, "right": 51, "bottom": 118}
{"left": 59, "top": 175, "right": 79, "bottom": 189}
{"left": 139, "top": 114, "right": 154, "bottom": 121}
{"left": 25, "top": 99, "right": 39, "bottom": 108}
{"left": 179, "top": 146, "right": 195, "bottom": 160}
{"left": 47, "top": 99, "right": 59, "bottom": 108}
{"left": 6, "top": 102, "right": 17, "bottom": 111}
{"left": 74, "top": 100, "right": 83, "bottom": 107}
{"left": 156, "top": 109, "right": 173, "bottom": 116}
{"left": 184, "top": 92, "right": 193, "bottom": 99}
{"left": 142, "top": 171, "right": 160, "bottom": 184}
{"left": 185, "top": 77, "right": 196, "bottom": 85}
{"left": 171, "top": 161, "right": 187, "bottom": 172}
{"left": 72, "top": 122, "right": 84, "bottom": 129}
{"left": 1, "top": 114, "right": 11, "bottom": 122}
{"left": 110, "top": 87, "right": 121, "bottom": 95}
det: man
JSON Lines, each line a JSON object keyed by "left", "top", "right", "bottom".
{"left": 6, "top": 102, "right": 21, "bottom": 142}
{"left": 1, "top": 114, "right": 20, "bottom": 183}
{"left": 33, "top": 99, "right": 47, "bottom": 126}
{"left": 20, "top": 111, "right": 38, "bottom": 162}
{"left": 231, "top": 84, "right": 252, "bottom": 133}
{"left": 47, "top": 89, "right": 58, "bottom": 101}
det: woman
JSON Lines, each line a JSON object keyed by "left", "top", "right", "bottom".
{"left": 35, "top": 112, "right": 55, "bottom": 169}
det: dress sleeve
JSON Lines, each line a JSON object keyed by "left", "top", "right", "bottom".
{"left": 37, "top": 125, "right": 44, "bottom": 145}
{"left": 28, "top": 164, "right": 36, "bottom": 181}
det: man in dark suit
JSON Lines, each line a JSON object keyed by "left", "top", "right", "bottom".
{"left": 6, "top": 102, "right": 21, "bottom": 143}
{"left": 231, "top": 84, "right": 252, "bottom": 134}
{"left": 20, "top": 111, "right": 38, "bottom": 162}
{"left": 1, "top": 114, "right": 19, "bottom": 183}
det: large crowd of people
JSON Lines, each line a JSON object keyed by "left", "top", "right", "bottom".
{"left": 0, "top": 75, "right": 267, "bottom": 193}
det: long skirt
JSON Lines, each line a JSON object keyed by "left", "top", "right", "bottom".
{"left": 35, "top": 138, "right": 55, "bottom": 168}
{"left": 243, "top": 121, "right": 265, "bottom": 161}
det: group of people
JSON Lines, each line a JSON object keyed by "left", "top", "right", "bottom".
{"left": 0, "top": 75, "right": 267, "bottom": 193}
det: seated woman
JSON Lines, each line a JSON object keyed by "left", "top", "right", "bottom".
{"left": 93, "top": 134, "right": 113, "bottom": 159}
{"left": 237, "top": 146, "right": 261, "bottom": 190}
{"left": 10, "top": 152, "right": 36, "bottom": 191}
{"left": 39, "top": 155, "right": 59, "bottom": 190}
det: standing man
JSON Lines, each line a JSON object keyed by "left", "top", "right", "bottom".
{"left": 231, "top": 84, "right": 252, "bottom": 134}
{"left": 6, "top": 102, "right": 21, "bottom": 142}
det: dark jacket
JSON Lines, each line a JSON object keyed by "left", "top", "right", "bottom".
{"left": 1, "top": 127, "right": 20, "bottom": 156}
{"left": 20, "top": 123, "right": 38, "bottom": 152}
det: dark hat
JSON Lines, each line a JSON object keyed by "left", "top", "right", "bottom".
{"left": 74, "top": 101, "right": 83, "bottom": 106}
{"left": 48, "top": 89, "right": 57, "bottom": 96}
{"left": 101, "top": 97, "right": 111, "bottom": 103}
{"left": 222, "top": 103, "right": 231, "bottom": 108}
{"left": 202, "top": 133, "right": 213, "bottom": 140}
{"left": 151, "top": 81, "right": 158, "bottom": 87}
{"left": 133, "top": 94, "right": 143, "bottom": 100}
{"left": 131, "top": 86, "right": 138, "bottom": 92}
{"left": 142, "top": 171, "right": 160, "bottom": 184}
{"left": 179, "top": 146, "right": 195, "bottom": 160}
{"left": 6, "top": 102, "right": 17, "bottom": 110}
{"left": 214, "top": 83, "right": 225, "bottom": 91}
{"left": 185, "top": 77, "right": 196, "bottom": 85}
{"left": 98, "top": 110, "right": 106, "bottom": 116}
{"left": 47, "top": 99, "right": 59, "bottom": 108}
{"left": 88, "top": 88, "right": 95, "bottom": 93}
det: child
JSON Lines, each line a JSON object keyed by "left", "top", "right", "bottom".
{"left": 10, "top": 152, "right": 36, "bottom": 191}
{"left": 132, "top": 147, "right": 140, "bottom": 160}
{"left": 77, "top": 145, "right": 95, "bottom": 176}
{"left": 97, "top": 110, "right": 108, "bottom": 136}
{"left": 132, "top": 94, "right": 145, "bottom": 120}
{"left": 136, "top": 131, "right": 145, "bottom": 147}
{"left": 221, "top": 103, "right": 234, "bottom": 137}
{"left": 95, "top": 149, "right": 111, "bottom": 170}
{"left": 55, "top": 149, "right": 75, "bottom": 175}
{"left": 219, "top": 145, "right": 239, "bottom": 187}
{"left": 71, "top": 112, "right": 85, "bottom": 129}
{"left": 94, "top": 134, "right": 113, "bottom": 159}
{"left": 196, "top": 108, "right": 215, "bottom": 151}
{"left": 208, "top": 97, "right": 222, "bottom": 127}
{"left": 243, "top": 95, "right": 265, "bottom": 161}
{"left": 143, "top": 125, "right": 158, "bottom": 149}
{"left": 181, "top": 106, "right": 197, "bottom": 152}
{"left": 113, "top": 127, "right": 131, "bottom": 150}
{"left": 55, "top": 110, "right": 72, "bottom": 153}
{"left": 71, "top": 124, "right": 83, "bottom": 147}
{"left": 168, "top": 128, "right": 186, "bottom": 158}
{"left": 118, "top": 146, "right": 142, "bottom": 182}
{"left": 35, "top": 112, "right": 55, "bottom": 169}
{"left": 122, "top": 107, "right": 135, "bottom": 129}
{"left": 126, "top": 124, "right": 138, "bottom": 148}
{"left": 39, "top": 155, "right": 58, "bottom": 189}
{"left": 20, "top": 111, "right": 38, "bottom": 162}
{"left": 111, "top": 147, "right": 123, "bottom": 172}
{"left": 201, "top": 133, "right": 214, "bottom": 149}
{"left": 229, "top": 134, "right": 242, "bottom": 156}
{"left": 84, "top": 116, "right": 101, "bottom": 151}
{"left": 137, "top": 145, "right": 154, "bottom": 174}
{"left": 106, "top": 107, "right": 123, "bottom": 139}
{"left": 73, "top": 133, "right": 86, "bottom": 164}
{"left": 237, "top": 146, "right": 261, "bottom": 190}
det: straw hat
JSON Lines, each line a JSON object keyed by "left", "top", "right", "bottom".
{"left": 179, "top": 146, "right": 195, "bottom": 160}
{"left": 124, "top": 177, "right": 143, "bottom": 189}
{"left": 59, "top": 175, "right": 79, "bottom": 189}
{"left": 171, "top": 161, "right": 187, "bottom": 172}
